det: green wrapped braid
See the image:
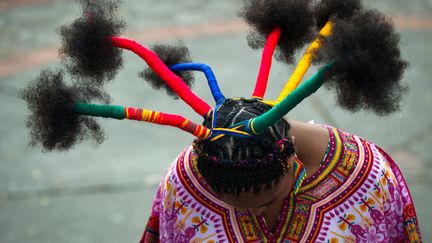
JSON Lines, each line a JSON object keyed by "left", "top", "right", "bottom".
{"left": 74, "top": 102, "right": 125, "bottom": 119}
{"left": 249, "top": 63, "right": 333, "bottom": 134}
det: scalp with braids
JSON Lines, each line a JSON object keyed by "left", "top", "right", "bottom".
{"left": 313, "top": 9, "right": 408, "bottom": 115}
{"left": 139, "top": 43, "right": 195, "bottom": 99}
{"left": 59, "top": 0, "right": 125, "bottom": 84}
{"left": 19, "top": 69, "right": 107, "bottom": 151}
{"left": 194, "top": 99, "right": 295, "bottom": 195}
{"left": 239, "top": 0, "right": 315, "bottom": 64}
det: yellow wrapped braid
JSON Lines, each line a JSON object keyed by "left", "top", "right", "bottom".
{"left": 276, "top": 21, "right": 333, "bottom": 103}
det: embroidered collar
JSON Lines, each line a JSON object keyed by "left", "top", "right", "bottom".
{"left": 292, "top": 157, "right": 307, "bottom": 195}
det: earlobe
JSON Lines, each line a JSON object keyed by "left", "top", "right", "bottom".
{"left": 291, "top": 136, "right": 297, "bottom": 151}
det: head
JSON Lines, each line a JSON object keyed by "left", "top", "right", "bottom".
{"left": 194, "top": 98, "right": 295, "bottom": 214}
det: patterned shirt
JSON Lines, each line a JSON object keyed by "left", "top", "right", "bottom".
{"left": 140, "top": 127, "right": 422, "bottom": 242}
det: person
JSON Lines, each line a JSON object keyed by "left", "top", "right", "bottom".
{"left": 137, "top": 1, "right": 422, "bottom": 241}
{"left": 19, "top": 0, "right": 422, "bottom": 242}
{"left": 139, "top": 99, "right": 422, "bottom": 243}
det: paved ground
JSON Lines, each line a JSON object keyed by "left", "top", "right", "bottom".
{"left": 0, "top": 0, "right": 431, "bottom": 242}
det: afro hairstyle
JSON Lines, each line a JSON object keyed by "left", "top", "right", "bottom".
{"left": 59, "top": 0, "right": 125, "bottom": 85}
{"left": 313, "top": 0, "right": 362, "bottom": 29}
{"left": 313, "top": 9, "right": 408, "bottom": 115}
{"left": 19, "top": 69, "right": 108, "bottom": 151}
{"left": 239, "top": 0, "right": 315, "bottom": 64}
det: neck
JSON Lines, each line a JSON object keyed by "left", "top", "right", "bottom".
{"left": 286, "top": 119, "right": 329, "bottom": 177}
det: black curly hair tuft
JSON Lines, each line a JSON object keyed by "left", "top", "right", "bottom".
{"left": 138, "top": 43, "right": 195, "bottom": 99}
{"left": 239, "top": 0, "right": 315, "bottom": 64}
{"left": 59, "top": 0, "right": 125, "bottom": 85}
{"left": 313, "top": 0, "right": 362, "bottom": 29}
{"left": 313, "top": 9, "right": 408, "bottom": 115}
{"left": 19, "top": 69, "right": 107, "bottom": 151}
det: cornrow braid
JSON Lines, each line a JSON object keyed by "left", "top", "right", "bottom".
{"left": 194, "top": 98, "right": 295, "bottom": 195}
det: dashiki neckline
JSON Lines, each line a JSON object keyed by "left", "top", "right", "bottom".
{"left": 177, "top": 127, "right": 337, "bottom": 242}
{"left": 172, "top": 126, "right": 422, "bottom": 242}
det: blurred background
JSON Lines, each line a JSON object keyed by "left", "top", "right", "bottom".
{"left": 0, "top": 0, "right": 431, "bottom": 242}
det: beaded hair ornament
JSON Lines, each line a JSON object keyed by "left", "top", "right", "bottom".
{"left": 21, "top": 0, "right": 407, "bottom": 151}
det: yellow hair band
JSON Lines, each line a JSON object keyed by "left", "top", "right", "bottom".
{"left": 276, "top": 21, "right": 333, "bottom": 103}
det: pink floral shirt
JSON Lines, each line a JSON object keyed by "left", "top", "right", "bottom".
{"left": 141, "top": 127, "right": 422, "bottom": 242}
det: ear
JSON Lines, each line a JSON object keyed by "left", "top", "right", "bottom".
{"left": 291, "top": 135, "right": 297, "bottom": 151}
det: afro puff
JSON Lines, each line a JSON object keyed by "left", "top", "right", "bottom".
{"left": 239, "top": 0, "right": 315, "bottom": 64}
{"left": 313, "top": 9, "right": 408, "bottom": 115}
{"left": 314, "top": 0, "right": 362, "bottom": 29}
{"left": 19, "top": 69, "right": 106, "bottom": 151}
{"left": 138, "top": 43, "right": 195, "bottom": 99}
{"left": 59, "top": 0, "right": 125, "bottom": 85}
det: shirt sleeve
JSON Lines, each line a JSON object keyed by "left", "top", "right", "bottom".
{"left": 377, "top": 146, "right": 423, "bottom": 242}
{"left": 140, "top": 184, "right": 163, "bottom": 243}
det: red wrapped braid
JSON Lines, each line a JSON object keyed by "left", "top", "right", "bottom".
{"left": 110, "top": 37, "right": 212, "bottom": 117}
{"left": 125, "top": 107, "right": 211, "bottom": 139}
{"left": 252, "top": 27, "right": 282, "bottom": 99}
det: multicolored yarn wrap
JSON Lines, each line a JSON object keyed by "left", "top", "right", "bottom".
{"left": 275, "top": 138, "right": 291, "bottom": 156}
{"left": 65, "top": 22, "right": 331, "bottom": 140}
{"left": 56, "top": 0, "right": 336, "bottom": 141}
{"left": 74, "top": 102, "right": 211, "bottom": 139}
{"left": 206, "top": 21, "right": 334, "bottom": 138}
{"left": 22, "top": 0, "right": 407, "bottom": 152}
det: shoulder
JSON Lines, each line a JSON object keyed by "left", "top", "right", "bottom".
{"left": 159, "top": 146, "right": 194, "bottom": 190}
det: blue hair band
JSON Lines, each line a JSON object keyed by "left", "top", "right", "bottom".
{"left": 170, "top": 63, "right": 225, "bottom": 102}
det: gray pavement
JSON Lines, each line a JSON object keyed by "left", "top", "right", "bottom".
{"left": 0, "top": 0, "right": 431, "bottom": 242}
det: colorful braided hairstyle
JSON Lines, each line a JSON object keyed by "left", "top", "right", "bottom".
{"left": 21, "top": 0, "right": 408, "bottom": 194}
